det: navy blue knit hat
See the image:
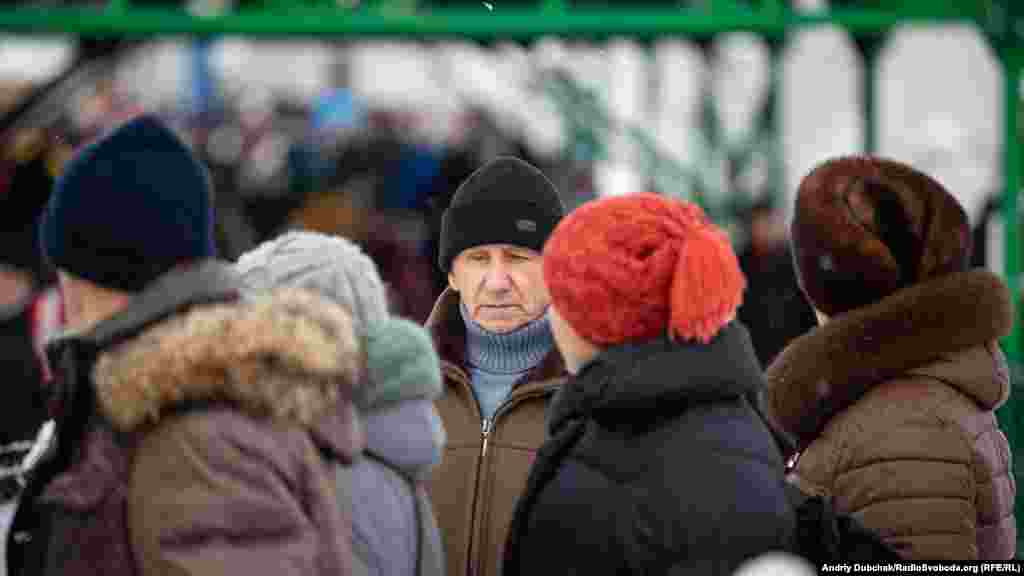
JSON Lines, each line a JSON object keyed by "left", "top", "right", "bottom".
{"left": 41, "top": 115, "right": 216, "bottom": 292}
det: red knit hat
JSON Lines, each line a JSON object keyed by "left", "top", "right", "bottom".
{"left": 543, "top": 192, "right": 746, "bottom": 346}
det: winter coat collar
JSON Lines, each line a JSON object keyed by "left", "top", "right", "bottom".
{"left": 425, "top": 288, "right": 566, "bottom": 384}
{"left": 764, "top": 269, "right": 1013, "bottom": 449}
{"left": 43, "top": 261, "right": 242, "bottom": 465}
{"left": 75, "top": 260, "right": 241, "bottom": 351}
{"left": 77, "top": 262, "right": 363, "bottom": 463}
{"left": 547, "top": 321, "right": 763, "bottom": 436}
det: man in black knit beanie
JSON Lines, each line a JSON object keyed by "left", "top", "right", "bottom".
{"left": 425, "top": 156, "right": 568, "bottom": 576}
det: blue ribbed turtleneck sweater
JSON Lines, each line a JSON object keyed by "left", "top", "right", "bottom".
{"left": 460, "top": 303, "right": 555, "bottom": 420}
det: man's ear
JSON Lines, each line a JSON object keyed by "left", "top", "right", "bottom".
{"left": 447, "top": 272, "right": 459, "bottom": 293}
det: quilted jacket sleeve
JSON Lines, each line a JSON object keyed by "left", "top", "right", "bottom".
{"left": 796, "top": 414, "right": 978, "bottom": 561}
{"left": 127, "top": 410, "right": 329, "bottom": 576}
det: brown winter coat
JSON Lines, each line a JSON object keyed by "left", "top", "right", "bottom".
{"left": 103, "top": 288, "right": 365, "bottom": 576}
{"left": 765, "top": 270, "right": 1016, "bottom": 561}
{"left": 424, "top": 289, "right": 566, "bottom": 576}
{"left": 8, "top": 263, "right": 365, "bottom": 576}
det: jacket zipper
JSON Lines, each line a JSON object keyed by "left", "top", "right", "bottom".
{"left": 478, "top": 382, "right": 550, "bottom": 466}
{"left": 449, "top": 361, "right": 562, "bottom": 576}
{"left": 467, "top": 382, "right": 560, "bottom": 575}
{"left": 481, "top": 382, "right": 559, "bottom": 461}
{"left": 481, "top": 418, "right": 492, "bottom": 460}
{"left": 453, "top": 367, "right": 488, "bottom": 576}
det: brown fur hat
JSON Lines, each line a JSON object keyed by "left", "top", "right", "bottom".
{"left": 791, "top": 156, "right": 973, "bottom": 317}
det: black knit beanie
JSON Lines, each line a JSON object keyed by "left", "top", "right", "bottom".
{"left": 438, "top": 156, "right": 564, "bottom": 273}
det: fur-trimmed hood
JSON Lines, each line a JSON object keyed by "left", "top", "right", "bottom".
{"left": 92, "top": 288, "right": 364, "bottom": 458}
{"left": 765, "top": 269, "right": 1013, "bottom": 448}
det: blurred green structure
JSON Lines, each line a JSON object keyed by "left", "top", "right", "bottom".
{"left": 0, "top": 1, "right": 1007, "bottom": 38}
{"left": 0, "top": 0, "right": 1022, "bottom": 552}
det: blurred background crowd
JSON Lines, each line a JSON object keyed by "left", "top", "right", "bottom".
{"left": 0, "top": 5, "right": 1014, "bottom": 375}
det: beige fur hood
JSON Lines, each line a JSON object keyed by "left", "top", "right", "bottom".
{"left": 91, "top": 288, "right": 364, "bottom": 434}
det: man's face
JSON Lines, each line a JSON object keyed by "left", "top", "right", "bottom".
{"left": 448, "top": 244, "right": 549, "bottom": 333}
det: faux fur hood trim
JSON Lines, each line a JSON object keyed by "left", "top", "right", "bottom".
{"left": 764, "top": 270, "right": 1013, "bottom": 448}
{"left": 93, "top": 288, "right": 364, "bottom": 433}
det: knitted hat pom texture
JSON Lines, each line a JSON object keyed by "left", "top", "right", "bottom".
{"left": 543, "top": 192, "right": 746, "bottom": 346}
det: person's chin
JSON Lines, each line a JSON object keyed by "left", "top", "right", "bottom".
{"left": 475, "top": 313, "right": 530, "bottom": 334}
{"left": 478, "top": 320, "right": 524, "bottom": 334}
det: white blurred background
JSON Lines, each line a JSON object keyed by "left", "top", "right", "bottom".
{"left": 0, "top": 17, "right": 1003, "bottom": 221}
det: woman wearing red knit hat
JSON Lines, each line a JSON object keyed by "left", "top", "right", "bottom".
{"left": 502, "top": 193, "right": 801, "bottom": 575}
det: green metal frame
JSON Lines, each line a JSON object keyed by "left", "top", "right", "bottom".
{"left": 0, "top": 3, "right": 996, "bottom": 39}
{"left": 0, "top": 0, "right": 1021, "bottom": 550}
{"left": 992, "top": 4, "right": 1023, "bottom": 516}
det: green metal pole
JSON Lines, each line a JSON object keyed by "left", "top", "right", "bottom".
{"left": 1002, "top": 46, "right": 1021, "bottom": 365}
{"left": 863, "top": 48, "right": 876, "bottom": 154}
{"left": 766, "top": 38, "right": 784, "bottom": 209}
{"left": 994, "top": 26, "right": 1023, "bottom": 555}
{"left": 853, "top": 34, "right": 883, "bottom": 154}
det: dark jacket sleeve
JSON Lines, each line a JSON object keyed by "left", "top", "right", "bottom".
{"left": 514, "top": 458, "right": 631, "bottom": 576}
{"left": 128, "top": 410, "right": 326, "bottom": 576}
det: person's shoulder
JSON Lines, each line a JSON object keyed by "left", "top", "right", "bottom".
{"left": 820, "top": 376, "right": 977, "bottom": 467}
{"left": 590, "top": 399, "right": 787, "bottom": 492}
{"left": 529, "top": 455, "right": 623, "bottom": 538}
{"left": 135, "top": 407, "right": 317, "bottom": 476}
{"left": 655, "top": 395, "right": 775, "bottom": 445}
{"left": 93, "top": 288, "right": 360, "bottom": 445}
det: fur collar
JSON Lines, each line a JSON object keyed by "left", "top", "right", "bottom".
{"left": 92, "top": 288, "right": 363, "bottom": 439}
{"left": 425, "top": 288, "right": 566, "bottom": 383}
{"left": 765, "top": 270, "right": 1013, "bottom": 448}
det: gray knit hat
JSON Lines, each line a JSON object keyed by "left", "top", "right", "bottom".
{"left": 235, "top": 231, "right": 389, "bottom": 331}
{"left": 234, "top": 231, "right": 441, "bottom": 410}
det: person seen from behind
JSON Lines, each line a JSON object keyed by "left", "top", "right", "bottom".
{"left": 8, "top": 115, "right": 364, "bottom": 576}
{"left": 503, "top": 192, "right": 796, "bottom": 575}
{"left": 235, "top": 230, "right": 446, "bottom": 576}
{"left": 764, "top": 156, "right": 1016, "bottom": 560}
